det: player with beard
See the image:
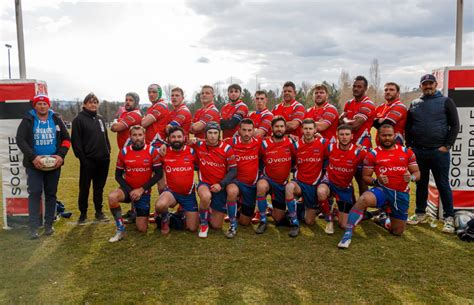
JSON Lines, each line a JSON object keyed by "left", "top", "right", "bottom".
{"left": 285, "top": 118, "right": 328, "bottom": 237}
{"left": 304, "top": 84, "right": 339, "bottom": 142}
{"left": 249, "top": 90, "right": 274, "bottom": 138}
{"left": 224, "top": 118, "right": 261, "bottom": 238}
{"left": 141, "top": 84, "right": 170, "bottom": 144}
{"left": 108, "top": 126, "right": 162, "bottom": 242}
{"left": 194, "top": 122, "right": 237, "bottom": 238}
{"left": 337, "top": 124, "right": 420, "bottom": 249}
{"left": 111, "top": 92, "right": 142, "bottom": 149}
{"left": 155, "top": 126, "right": 199, "bottom": 234}
{"left": 317, "top": 125, "right": 366, "bottom": 233}
{"left": 255, "top": 116, "right": 296, "bottom": 234}
{"left": 190, "top": 85, "right": 221, "bottom": 139}
{"left": 220, "top": 84, "right": 249, "bottom": 139}
{"left": 272, "top": 81, "right": 305, "bottom": 138}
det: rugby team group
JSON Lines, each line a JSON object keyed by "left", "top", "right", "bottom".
{"left": 16, "top": 73, "right": 460, "bottom": 249}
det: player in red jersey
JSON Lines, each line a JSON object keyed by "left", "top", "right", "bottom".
{"left": 373, "top": 82, "right": 407, "bottom": 145}
{"left": 141, "top": 84, "right": 170, "bottom": 144}
{"left": 272, "top": 81, "right": 305, "bottom": 138}
{"left": 107, "top": 126, "right": 162, "bottom": 242}
{"left": 111, "top": 92, "right": 142, "bottom": 149}
{"left": 190, "top": 85, "right": 221, "bottom": 139}
{"left": 155, "top": 126, "right": 199, "bottom": 234}
{"left": 304, "top": 84, "right": 339, "bottom": 142}
{"left": 224, "top": 118, "right": 261, "bottom": 238}
{"left": 338, "top": 124, "right": 420, "bottom": 249}
{"left": 220, "top": 84, "right": 249, "bottom": 139}
{"left": 317, "top": 125, "right": 366, "bottom": 233}
{"left": 165, "top": 87, "right": 192, "bottom": 137}
{"left": 194, "top": 122, "right": 237, "bottom": 238}
{"left": 339, "top": 76, "right": 375, "bottom": 196}
{"left": 285, "top": 118, "right": 328, "bottom": 237}
{"left": 249, "top": 90, "right": 274, "bottom": 138}
{"left": 255, "top": 116, "right": 296, "bottom": 234}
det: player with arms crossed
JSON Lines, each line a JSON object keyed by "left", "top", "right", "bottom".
{"left": 249, "top": 90, "right": 274, "bottom": 138}
{"left": 190, "top": 85, "right": 221, "bottom": 139}
{"left": 272, "top": 81, "right": 305, "bottom": 138}
{"left": 304, "top": 84, "right": 339, "bottom": 142}
{"left": 141, "top": 84, "right": 170, "bottom": 144}
{"left": 220, "top": 84, "right": 249, "bottom": 139}
{"left": 111, "top": 92, "right": 142, "bottom": 149}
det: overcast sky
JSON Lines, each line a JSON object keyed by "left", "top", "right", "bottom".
{"left": 0, "top": 0, "right": 473, "bottom": 102}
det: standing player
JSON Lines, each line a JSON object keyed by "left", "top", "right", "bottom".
{"left": 339, "top": 76, "right": 375, "bottom": 195}
{"left": 190, "top": 85, "right": 221, "bottom": 139}
{"left": 337, "top": 124, "right": 420, "bottom": 249}
{"left": 166, "top": 87, "right": 192, "bottom": 137}
{"left": 373, "top": 82, "right": 407, "bottom": 145}
{"left": 224, "top": 119, "right": 261, "bottom": 238}
{"left": 317, "top": 125, "right": 366, "bottom": 233}
{"left": 304, "top": 84, "right": 339, "bottom": 142}
{"left": 141, "top": 84, "right": 170, "bottom": 144}
{"left": 272, "top": 81, "right": 305, "bottom": 138}
{"left": 111, "top": 92, "right": 142, "bottom": 149}
{"left": 285, "top": 119, "right": 328, "bottom": 237}
{"left": 107, "top": 126, "right": 162, "bottom": 242}
{"left": 255, "top": 116, "right": 295, "bottom": 234}
{"left": 194, "top": 122, "right": 237, "bottom": 238}
{"left": 249, "top": 90, "right": 274, "bottom": 138}
{"left": 220, "top": 84, "right": 249, "bottom": 139}
{"left": 155, "top": 126, "right": 199, "bottom": 234}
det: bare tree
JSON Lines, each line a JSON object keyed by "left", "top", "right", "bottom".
{"left": 369, "top": 58, "right": 382, "bottom": 103}
{"left": 338, "top": 70, "right": 352, "bottom": 109}
{"left": 162, "top": 83, "right": 176, "bottom": 101}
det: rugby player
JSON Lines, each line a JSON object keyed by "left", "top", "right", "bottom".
{"left": 111, "top": 92, "right": 142, "bottom": 149}
{"left": 304, "top": 84, "right": 339, "bottom": 142}
{"left": 337, "top": 124, "right": 420, "bottom": 249}
{"left": 255, "top": 116, "right": 296, "bottom": 234}
{"left": 190, "top": 85, "right": 221, "bottom": 139}
{"left": 249, "top": 90, "right": 274, "bottom": 138}
{"left": 155, "top": 126, "right": 199, "bottom": 234}
{"left": 108, "top": 126, "right": 162, "bottom": 242}
{"left": 317, "top": 125, "right": 366, "bottom": 233}
{"left": 194, "top": 122, "right": 237, "bottom": 238}
{"left": 165, "top": 87, "right": 192, "bottom": 137}
{"left": 285, "top": 118, "right": 328, "bottom": 237}
{"left": 220, "top": 84, "right": 249, "bottom": 139}
{"left": 224, "top": 118, "right": 260, "bottom": 238}
{"left": 272, "top": 81, "right": 305, "bottom": 138}
{"left": 141, "top": 84, "right": 170, "bottom": 144}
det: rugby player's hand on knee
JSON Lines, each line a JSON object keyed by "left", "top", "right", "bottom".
{"left": 210, "top": 184, "right": 222, "bottom": 193}
{"left": 130, "top": 187, "right": 145, "bottom": 201}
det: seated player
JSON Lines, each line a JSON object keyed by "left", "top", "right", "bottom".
{"left": 108, "top": 126, "right": 162, "bottom": 242}
{"left": 337, "top": 124, "right": 420, "bottom": 249}
{"left": 155, "top": 126, "right": 199, "bottom": 234}
{"left": 317, "top": 125, "right": 366, "bottom": 234}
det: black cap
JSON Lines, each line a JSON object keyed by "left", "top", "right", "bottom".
{"left": 420, "top": 74, "right": 437, "bottom": 84}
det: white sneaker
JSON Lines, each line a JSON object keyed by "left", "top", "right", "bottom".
{"left": 108, "top": 230, "right": 125, "bottom": 243}
{"left": 198, "top": 224, "right": 209, "bottom": 238}
{"left": 338, "top": 237, "right": 352, "bottom": 249}
{"left": 442, "top": 217, "right": 455, "bottom": 234}
{"left": 407, "top": 213, "right": 430, "bottom": 225}
{"left": 325, "top": 221, "right": 335, "bottom": 235}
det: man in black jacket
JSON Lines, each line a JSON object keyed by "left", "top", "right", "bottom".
{"left": 16, "top": 94, "right": 71, "bottom": 239}
{"left": 405, "top": 74, "right": 460, "bottom": 233}
{"left": 72, "top": 93, "right": 111, "bottom": 224}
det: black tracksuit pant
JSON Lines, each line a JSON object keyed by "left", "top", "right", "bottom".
{"left": 78, "top": 158, "right": 110, "bottom": 215}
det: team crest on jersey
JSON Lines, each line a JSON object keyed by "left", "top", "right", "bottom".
{"left": 313, "top": 148, "right": 320, "bottom": 153}
{"left": 400, "top": 157, "right": 406, "bottom": 161}
{"left": 184, "top": 157, "right": 190, "bottom": 162}
{"left": 347, "top": 160, "right": 353, "bottom": 164}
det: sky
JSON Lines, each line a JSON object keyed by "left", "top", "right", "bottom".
{"left": 0, "top": 0, "right": 473, "bottom": 102}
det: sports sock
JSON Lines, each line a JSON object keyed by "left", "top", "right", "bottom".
{"left": 226, "top": 201, "right": 238, "bottom": 229}
{"left": 110, "top": 206, "right": 125, "bottom": 231}
{"left": 161, "top": 211, "right": 169, "bottom": 223}
{"left": 286, "top": 197, "right": 299, "bottom": 226}
{"left": 257, "top": 196, "right": 267, "bottom": 223}
{"left": 199, "top": 208, "right": 209, "bottom": 226}
{"left": 344, "top": 208, "right": 365, "bottom": 238}
{"left": 319, "top": 199, "right": 333, "bottom": 222}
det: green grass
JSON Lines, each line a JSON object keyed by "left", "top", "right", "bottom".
{"left": 0, "top": 132, "right": 473, "bottom": 304}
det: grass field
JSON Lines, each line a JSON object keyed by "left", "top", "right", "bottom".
{"left": 0, "top": 132, "right": 473, "bottom": 304}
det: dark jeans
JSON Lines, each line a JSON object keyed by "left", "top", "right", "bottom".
{"left": 78, "top": 158, "right": 110, "bottom": 215}
{"left": 26, "top": 167, "right": 61, "bottom": 231}
{"left": 413, "top": 147, "right": 454, "bottom": 218}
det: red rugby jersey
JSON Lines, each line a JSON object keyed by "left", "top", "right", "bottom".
{"left": 116, "top": 144, "right": 160, "bottom": 190}
{"left": 225, "top": 136, "right": 260, "bottom": 185}
{"left": 305, "top": 102, "right": 339, "bottom": 142}
{"left": 192, "top": 103, "right": 221, "bottom": 139}
{"left": 221, "top": 100, "right": 249, "bottom": 138}
{"left": 374, "top": 99, "right": 407, "bottom": 145}
{"left": 249, "top": 108, "right": 274, "bottom": 137}
{"left": 326, "top": 143, "right": 366, "bottom": 188}
{"left": 194, "top": 141, "right": 237, "bottom": 185}
{"left": 167, "top": 103, "right": 192, "bottom": 136}
{"left": 145, "top": 100, "right": 170, "bottom": 144}
{"left": 294, "top": 137, "right": 328, "bottom": 185}
{"left": 159, "top": 145, "right": 196, "bottom": 195}
{"left": 343, "top": 96, "right": 375, "bottom": 148}
{"left": 117, "top": 109, "right": 142, "bottom": 149}
{"left": 260, "top": 136, "right": 295, "bottom": 184}
{"left": 272, "top": 100, "right": 305, "bottom": 137}
{"left": 364, "top": 145, "right": 417, "bottom": 192}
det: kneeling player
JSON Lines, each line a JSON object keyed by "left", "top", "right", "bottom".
{"left": 155, "top": 126, "right": 199, "bottom": 234}
{"left": 108, "top": 126, "right": 162, "bottom": 242}
{"left": 317, "top": 125, "right": 365, "bottom": 233}
{"left": 337, "top": 124, "right": 420, "bottom": 249}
